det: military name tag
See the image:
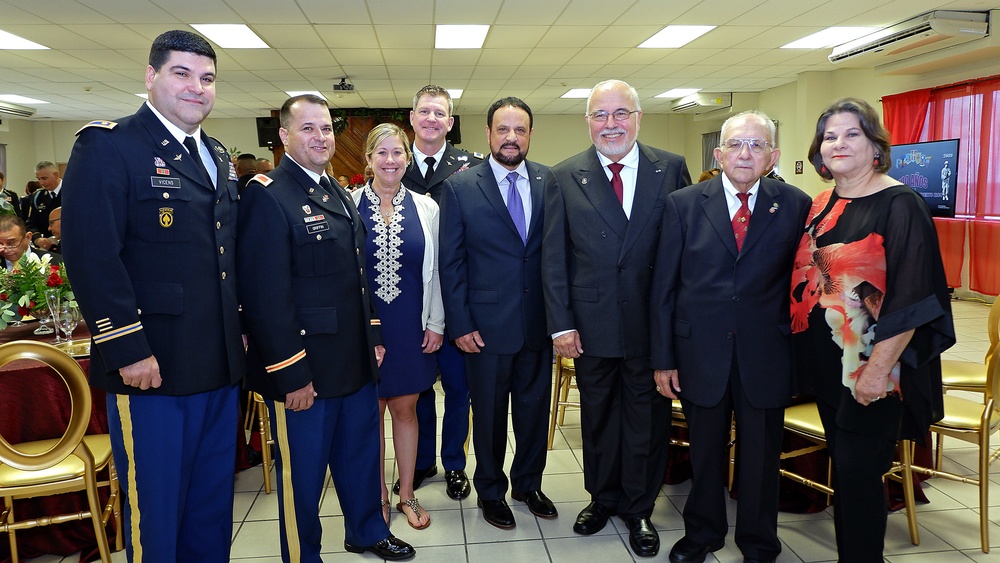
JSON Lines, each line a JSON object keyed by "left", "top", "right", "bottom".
{"left": 306, "top": 222, "right": 329, "bottom": 234}
{"left": 151, "top": 177, "right": 181, "bottom": 189}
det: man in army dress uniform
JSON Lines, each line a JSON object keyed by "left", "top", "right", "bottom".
{"left": 61, "top": 30, "right": 245, "bottom": 562}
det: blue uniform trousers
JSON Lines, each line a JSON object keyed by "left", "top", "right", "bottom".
{"left": 268, "top": 382, "right": 389, "bottom": 563}
{"left": 106, "top": 384, "right": 238, "bottom": 563}
{"left": 415, "top": 335, "right": 470, "bottom": 471}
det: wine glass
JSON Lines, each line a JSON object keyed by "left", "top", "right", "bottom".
{"left": 57, "top": 301, "right": 81, "bottom": 344}
{"left": 36, "top": 289, "right": 59, "bottom": 338}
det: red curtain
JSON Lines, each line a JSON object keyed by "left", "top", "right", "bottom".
{"left": 882, "top": 89, "right": 931, "bottom": 143}
{"left": 932, "top": 218, "right": 966, "bottom": 289}
{"left": 970, "top": 221, "right": 1000, "bottom": 295}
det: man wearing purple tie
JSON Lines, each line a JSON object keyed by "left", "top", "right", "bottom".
{"left": 439, "top": 97, "right": 555, "bottom": 530}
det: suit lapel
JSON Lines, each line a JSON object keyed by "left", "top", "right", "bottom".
{"left": 430, "top": 145, "right": 472, "bottom": 186}
{"left": 739, "top": 179, "right": 780, "bottom": 256}
{"left": 282, "top": 160, "right": 352, "bottom": 221}
{"left": 526, "top": 162, "right": 544, "bottom": 243}
{"left": 136, "top": 106, "right": 215, "bottom": 192}
{"left": 576, "top": 150, "right": 627, "bottom": 239}
{"left": 701, "top": 178, "right": 740, "bottom": 259}
{"left": 476, "top": 163, "right": 524, "bottom": 244}
{"left": 620, "top": 144, "right": 665, "bottom": 257}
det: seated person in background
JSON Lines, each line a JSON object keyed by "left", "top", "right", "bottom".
{"left": 0, "top": 172, "right": 22, "bottom": 217}
{"left": 255, "top": 158, "right": 273, "bottom": 173}
{"left": 46, "top": 207, "right": 61, "bottom": 254}
{"left": 338, "top": 174, "right": 350, "bottom": 188}
{"left": 697, "top": 167, "right": 721, "bottom": 183}
{"left": 0, "top": 214, "right": 57, "bottom": 271}
{"left": 26, "top": 161, "right": 61, "bottom": 250}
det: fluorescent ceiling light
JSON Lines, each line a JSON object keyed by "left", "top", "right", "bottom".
{"left": 436, "top": 25, "right": 490, "bottom": 49}
{"left": 0, "top": 30, "right": 48, "bottom": 50}
{"left": 561, "top": 88, "right": 592, "bottom": 99}
{"left": 655, "top": 88, "right": 700, "bottom": 99}
{"left": 639, "top": 26, "right": 716, "bottom": 48}
{"left": 781, "top": 27, "right": 878, "bottom": 49}
{"left": 447, "top": 89, "right": 463, "bottom": 99}
{"left": 286, "top": 91, "right": 326, "bottom": 99}
{"left": 0, "top": 94, "right": 48, "bottom": 104}
{"left": 191, "top": 24, "right": 269, "bottom": 49}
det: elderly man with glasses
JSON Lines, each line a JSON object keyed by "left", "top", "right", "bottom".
{"left": 543, "top": 79, "right": 691, "bottom": 557}
{"left": 649, "top": 110, "right": 811, "bottom": 563}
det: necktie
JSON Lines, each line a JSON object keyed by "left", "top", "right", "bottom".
{"left": 608, "top": 162, "right": 624, "bottom": 204}
{"left": 423, "top": 156, "right": 436, "bottom": 184}
{"left": 318, "top": 175, "right": 335, "bottom": 194}
{"left": 505, "top": 171, "right": 527, "bottom": 244}
{"left": 182, "top": 135, "right": 214, "bottom": 188}
{"left": 319, "top": 175, "right": 352, "bottom": 223}
{"left": 732, "top": 192, "right": 752, "bottom": 251}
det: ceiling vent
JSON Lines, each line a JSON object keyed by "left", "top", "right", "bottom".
{"left": 670, "top": 92, "right": 732, "bottom": 114}
{"left": 0, "top": 101, "right": 35, "bottom": 118}
{"left": 829, "top": 10, "right": 988, "bottom": 65}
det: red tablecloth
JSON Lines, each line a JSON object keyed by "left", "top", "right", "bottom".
{"left": 0, "top": 322, "right": 114, "bottom": 563}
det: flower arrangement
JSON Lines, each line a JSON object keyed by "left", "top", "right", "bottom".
{"left": 349, "top": 173, "right": 365, "bottom": 189}
{"left": 0, "top": 252, "right": 74, "bottom": 330}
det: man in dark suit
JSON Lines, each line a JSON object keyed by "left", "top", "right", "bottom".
{"left": 61, "top": 30, "right": 245, "bottom": 562}
{"left": 439, "top": 97, "right": 556, "bottom": 529}
{"left": 543, "top": 79, "right": 691, "bottom": 557}
{"left": 237, "top": 95, "right": 414, "bottom": 562}
{"left": 651, "top": 111, "right": 812, "bottom": 563}
{"left": 0, "top": 172, "right": 22, "bottom": 218}
{"left": 26, "top": 161, "right": 61, "bottom": 250}
{"left": 396, "top": 84, "right": 482, "bottom": 501}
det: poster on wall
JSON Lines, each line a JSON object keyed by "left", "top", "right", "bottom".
{"left": 887, "top": 139, "right": 959, "bottom": 218}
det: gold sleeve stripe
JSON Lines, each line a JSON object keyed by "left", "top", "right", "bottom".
{"left": 265, "top": 349, "right": 306, "bottom": 373}
{"left": 92, "top": 322, "right": 142, "bottom": 344}
{"left": 370, "top": 319, "right": 381, "bottom": 326}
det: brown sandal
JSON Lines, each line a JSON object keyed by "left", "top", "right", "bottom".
{"left": 380, "top": 499, "right": 390, "bottom": 524}
{"left": 396, "top": 497, "right": 430, "bottom": 530}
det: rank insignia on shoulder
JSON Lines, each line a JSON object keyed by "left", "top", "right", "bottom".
{"left": 251, "top": 174, "right": 273, "bottom": 186}
{"left": 75, "top": 120, "right": 117, "bottom": 135}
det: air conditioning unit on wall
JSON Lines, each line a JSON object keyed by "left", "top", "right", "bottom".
{"left": 829, "top": 10, "right": 989, "bottom": 66}
{"left": 670, "top": 93, "right": 732, "bottom": 114}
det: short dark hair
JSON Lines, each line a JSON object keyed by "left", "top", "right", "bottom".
{"left": 279, "top": 95, "right": 329, "bottom": 130}
{"left": 486, "top": 97, "right": 533, "bottom": 130}
{"left": 412, "top": 85, "right": 453, "bottom": 115}
{"left": 0, "top": 213, "right": 26, "bottom": 235}
{"left": 807, "top": 97, "right": 891, "bottom": 180}
{"left": 149, "top": 30, "right": 217, "bottom": 71}
{"left": 237, "top": 153, "right": 257, "bottom": 162}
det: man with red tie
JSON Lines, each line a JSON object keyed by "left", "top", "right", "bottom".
{"left": 650, "top": 111, "right": 811, "bottom": 563}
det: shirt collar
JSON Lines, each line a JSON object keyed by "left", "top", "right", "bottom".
{"left": 595, "top": 143, "right": 639, "bottom": 170}
{"left": 283, "top": 154, "right": 327, "bottom": 185}
{"left": 488, "top": 156, "right": 528, "bottom": 186}
{"left": 720, "top": 172, "right": 760, "bottom": 199}
{"left": 412, "top": 142, "right": 447, "bottom": 165}
{"left": 145, "top": 101, "right": 202, "bottom": 146}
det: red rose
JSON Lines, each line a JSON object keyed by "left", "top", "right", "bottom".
{"left": 17, "top": 305, "right": 28, "bottom": 316}
{"left": 350, "top": 174, "right": 364, "bottom": 185}
{"left": 50, "top": 265, "right": 60, "bottom": 274}
{"left": 46, "top": 272, "right": 63, "bottom": 287}
{"left": 0, "top": 292, "right": 6, "bottom": 301}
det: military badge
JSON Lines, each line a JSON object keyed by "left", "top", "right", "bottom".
{"left": 162, "top": 139, "right": 170, "bottom": 146}
{"left": 228, "top": 161, "right": 238, "bottom": 181}
{"left": 302, "top": 205, "right": 312, "bottom": 214}
{"left": 159, "top": 207, "right": 174, "bottom": 228}
{"left": 457, "top": 155, "right": 468, "bottom": 161}
{"left": 154, "top": 156, "right": 166, "bottom": 167}
{"left": 156, "top": 168, "right": 170, "bottom": 175}
{"left": 174, "top": 154, "right": 182, "bottom": 161}
{"left": 322, "top": 194, "right": 330, "bottom": 202}
{"left": 581, "top": 177, "right": 589, "bottom": 185}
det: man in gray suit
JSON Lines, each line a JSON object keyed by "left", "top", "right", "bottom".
{"left": 439, "top": 97, "right": 555, "bottom": 530}
{"left": 543, "top": 79, "right": 691, "bottom": 557}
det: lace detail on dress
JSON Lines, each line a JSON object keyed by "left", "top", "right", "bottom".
{"left": 363, "top": 186, "right": 406, "bottom": 303}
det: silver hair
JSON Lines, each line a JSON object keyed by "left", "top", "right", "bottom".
{"left": 720, "top": 110, "right": 777, "bottom": 146}
{"left": 586, "top": 79, "right": 641, "bottom": 114}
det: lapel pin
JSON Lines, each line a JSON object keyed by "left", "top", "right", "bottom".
{"left": 303, "top": 205, "right": 312, "bottom": 214}
{"left": 174, "top": 154, "right": 182, "bottom": 161}
{"left": 770, "top": 203, "right": 779, "bottom": 213}
{"left": 154, "top": 156, "right": 166, "bottom": 167}
{"left": 581, "top": 177, "right": 589, "bottom": 185}
{"left": 308, "top": 187, "right": 315, "bottom": 194}
{"left": 655, "top": 168, "right": 662, "bottom": 173}
{"left": 322, "top": 194, "right": 330, "bottom": 202}
{"left": 161, "top": 139, "right": 170, "bottom": 146}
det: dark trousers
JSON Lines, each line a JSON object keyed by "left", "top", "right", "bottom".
{"left": 680, "top": 358, "right": 784, "bottom": 560}
{"left": 106, "top": 384, "right": 238, "bottom": 563}
{"left": 415, "top": 336, "right": 470, "bottom": 471}
{"left": 817, "top": 401, "right": 897, "bottom": 563}
{"left": 268, "top": 383, "right": 389, "bottom": 563}
{"left": 466, "top": 345, "right": 552, "bottom": 499}
{"left": 573, "top": 354, "right": 670, "bottom": 519}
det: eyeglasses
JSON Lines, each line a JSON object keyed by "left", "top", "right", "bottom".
{"left": 722, "top": 138, "right": 771, "bottom": 154}
{"left": 0, "top": 235, "right": 24, "bottom": 250}
{"left": 587, "top": 109, "right": 639, "bottom": 122}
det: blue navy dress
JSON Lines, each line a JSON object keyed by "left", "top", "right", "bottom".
{"left": 359, "top": 186, "right": 437, "bottom": 398}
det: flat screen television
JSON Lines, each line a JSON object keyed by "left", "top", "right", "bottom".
{"left": 887, "top": 139, "right": 959, "bottom": 218}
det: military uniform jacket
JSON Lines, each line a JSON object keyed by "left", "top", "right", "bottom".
{"left": 402, "top": 142, "right": 481, "bottom": 203}
{"left": 237, "top": 157, "right": 382, "bottom": 400}
{"left": 61, "top": 104, "right": 244, "bottom": 396}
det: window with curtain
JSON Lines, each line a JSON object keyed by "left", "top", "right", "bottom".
{"left": 701, "top": 131, "right": 720, "bottom": 174}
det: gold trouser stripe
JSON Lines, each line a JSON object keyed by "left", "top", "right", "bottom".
{"left": 273, "top": 404, "right": 301, "bottom": 563}
{"left": 116, "top": 395, "right": 143, "bottom": 562}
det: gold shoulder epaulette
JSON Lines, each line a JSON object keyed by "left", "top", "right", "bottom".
{"left": 75, "top": 120, "right": 117, "bottom": 135}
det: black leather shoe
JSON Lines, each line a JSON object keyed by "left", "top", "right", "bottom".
{"left": 626, "top": 517, "right": 660, "bottom": 557}
{"left": 511, "top": 490, "right": 557, "bottom": 518}
{"left": 477, "top": 498, "right": 516, "bottom": 529}
{"left": 392, "top": 464, "right": 438, "bottom": 495}
{"left": 573, "top": 501, "right": 612, "bottom": 535}
{"left": 245, "top": 447, "right": 263, "bottom": 467}
{"left": 668, "top": 536, "right": 724, "bottom": 563}
{"left": 344, "top": 535, "right": 415, "bottom": 560}
{"left": 444, "top": 469, "right": 471, "bottom": 500}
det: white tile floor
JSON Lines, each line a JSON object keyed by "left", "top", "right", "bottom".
{"left": 24, "top": 298, "right": 999, "bottom": 562}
